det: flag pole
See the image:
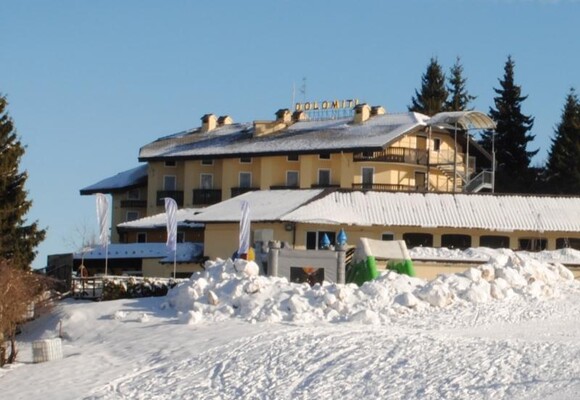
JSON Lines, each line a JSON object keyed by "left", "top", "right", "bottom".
{"left": 173, "top": 250, "right": 176, "bottom": 279}
{"left": 105, "top": 242, "right": 109, "bottom": 276}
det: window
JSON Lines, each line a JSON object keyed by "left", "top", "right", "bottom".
{"left": 164, "top": 175, "right": 176, "bottom": 191}
{"left": 441, "top": 234, "right": 472, "bottom": 249}
{"left": 286, "top": 171, "right": 299, "bottom": 187}
{"left": 136, "top": 232, "right": 147, "bottom": 243}
{"left": 433, "top": 138, "right": 441, "bottom": 151}
{"left": 306, "top": 231, "right": 336, "bottom": 250}
{"left": 319, "top": 153, "right": 331, "bottom": 160}
{"left": 403, "top": 233, "right": 433, "bottom": 248}
{"left": 290, "top": 267, "right": 325, "bottom": 285}
{"left": 164, "top": 160, "right": 176, "bottom": 167}
{"left": 126, "top": 211, "right": 139, "bottom": 222}
{"left": 201, "top": 159, "right": 213, "bottom": 166}
{"left": 200, "top": 173, "right": 213, "bottom": 189}
{"left": 362, "top": 167, "right": 374, "bottom": 189}
{"left": 318, "top": 169, "right": 331, "bottom": 186}
{"left": 240, "top": 156, "right": 252, "bottom": 164}
{"left": 287, "top": 154, "right": 299, "bottom": 162}
{"left": 480, "top": 235, "right": 510, "bottom": 249}
{"left": 239, "top": 172, "right": 252, "bottom": 188}
{"left": 177, "top": 232, "right": 185, "bottom": 243}
{"left": 518, "top": 238, "right": 547, "bottom": 251}
{"left": 381, "top": 233, "right": 394, "bottom": 241}
{"left": 556, "top": 238, "right": 580, "bottom": 250}
{"left": 127, "top": 188, "right": 140, "bottom": 200}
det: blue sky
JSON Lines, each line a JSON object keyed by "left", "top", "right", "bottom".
{"left": 2, "top": 0, "right": 579, "bottom": 268}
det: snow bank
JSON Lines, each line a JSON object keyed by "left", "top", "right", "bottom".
{"left": 166, "top": 249, "right": 579, "bottom": 326}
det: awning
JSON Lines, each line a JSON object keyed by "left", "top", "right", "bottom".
{"left": 428, "top": 111, "right": 496, "bottom": 131}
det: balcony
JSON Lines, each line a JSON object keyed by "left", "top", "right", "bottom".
{"left": 310, "top": 184, "right": 340, "bottom": 189}
{"left": 231, "top": 187, "right": 258, "bottom": 198}
{"left": 353, "top": 147, "right": 428, "bottom": 165}
{"left": 156, "top": 190, "right": 184, "bottom": 206}
{"left": 270, "top": 185, "right": 299, "bottom": 190}
{"left": 193, "top": 189, "right": 222, "bottom": 205}
{"left": 120, "top": 200, "right": 147, "bottom": 208}
{"left": 352, "top": 183, "right": 426, "bottom": 192}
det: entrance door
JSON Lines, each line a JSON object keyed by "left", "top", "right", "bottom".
{"left": 415, "top": 171, "right": 426, "bottom": 191}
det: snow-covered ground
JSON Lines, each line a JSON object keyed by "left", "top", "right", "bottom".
{"left": 2, "top": 247, "right": 580, "bottom": 400}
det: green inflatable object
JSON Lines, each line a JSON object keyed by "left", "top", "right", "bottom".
{"left": 387, "top": 259, "right": 416, "bottom": 277}
{"left": 346, "top": 256, "right": 379, "bottom": 286}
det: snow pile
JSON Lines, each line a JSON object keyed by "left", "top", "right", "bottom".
{"left": 166, "top": 249, "right": 578, "bottom": 326}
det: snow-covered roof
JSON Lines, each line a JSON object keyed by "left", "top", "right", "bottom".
{"left": 282, "top": 191, "right": 580, "bottom": 233}
{"left": 80, "top": 165, "right": 148, "bottom": 195}
{"left": 190, "top": 189, "right": 324, "bottom": 222}
{"left": 74, "top": 242, "right": 203, "bottom": 263}
{"left": 118, "top": 208, "right": 204, "bottom": 229}
{"left": 138, "top": 113, "right": 428, "bottom": 160}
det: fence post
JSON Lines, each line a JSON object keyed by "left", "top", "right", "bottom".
{"left": 336, "top": 243, "right": 346, "bottom": 284}
{"left": 268, "top": 240, "right": 281, "bottom": 277}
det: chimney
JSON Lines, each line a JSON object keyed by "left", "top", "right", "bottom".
{"left": 353, "top": 103, "right": 371, "bottom": 123}
{"left": 371, "top": 106, "right": 386, "bottom": 116}
{"left": 217, "top": 115, "right": 234, "bottom": 126}
{"left": 200, "top": 114, "right": 217, "bottom": 132}
{"left": 275, "top": 108, "right": 292, "bottom": 124}
{"left": 292, "top": 110, "right": 308, "bottom": 122}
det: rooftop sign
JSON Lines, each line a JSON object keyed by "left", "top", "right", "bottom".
{"left": 294, "top": 98, "right": 360, "bottom": 120}
{"left": 294, "top": 99, "right": 359, "bottom": 111}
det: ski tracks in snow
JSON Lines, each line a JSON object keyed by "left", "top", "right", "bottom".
{"left": 84, "top": 322, "right": 580, "bottom": 400}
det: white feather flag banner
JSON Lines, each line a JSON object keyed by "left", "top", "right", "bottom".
{"left": 238, "top": 200, "right": 250, "bottom": 256}
{"left": 96, "top": 193, "right": 110, "bottom": 246}
{"left": 164, "top": 197, "right": 178, "bottom": 252}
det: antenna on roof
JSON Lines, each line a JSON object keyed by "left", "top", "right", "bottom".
{"left": 300, "top": 77, "right": 307, "bottom": 103}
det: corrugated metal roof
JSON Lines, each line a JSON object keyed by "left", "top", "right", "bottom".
{"left": 118, "top": 208, "right": 204, "bottom": 229}
{"left": 282, "top": 191, "right": 580, "bottom": 233}
{"left": 190, "top": 189, "right": 324, "bottom": 223}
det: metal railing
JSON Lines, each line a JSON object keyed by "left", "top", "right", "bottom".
{"left": 120, "top": 200, "right": 147, "bottom": 208}
{"left": 352, "top": 183, "right": 426, "bottom": 192}
{"left": 193, "top": 189, "right": 222, "bottom": 205}
{"left": 231, "top": 187, "right": 258, "bottom": 198}
{"left": 465, "top": 170, "right": 494, "bottom": 193}
{"left": 156, "top": 191, "right": 184, "bottom": 206}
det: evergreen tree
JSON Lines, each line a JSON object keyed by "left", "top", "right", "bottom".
{"left": 0, "top": 94, "right": 46, "bottom": 269}
{"left": 479, "top": 56, "right": 538, "bottom": 193}
{"left": 408, "top": 57, "right": 448, "bottom": 116}
{"left": 445, "top": 57, "right": 476, "bottom": 111}
{"left": 545, "top": 88, "right": 580, "bottom": 194}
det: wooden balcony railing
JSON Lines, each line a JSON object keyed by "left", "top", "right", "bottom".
{"left": 156, "top": 190, "right": 184, "bottom": 206}
{"left": 353, "top": 147, "right": 428, "bottom": 165}
{"left": 193, "top": 189, "right": 222, "bottom": 205}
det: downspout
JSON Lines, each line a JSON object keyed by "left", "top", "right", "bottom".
{"left": 453, "top": 122, "right": 457, "bottom": 193}
{"left": 427, "top": 126, "right": 431, "bottom": 191}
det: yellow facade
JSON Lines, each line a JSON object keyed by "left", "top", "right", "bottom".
{"left": 202, "top": 221, "right": 580, "bottom": 262}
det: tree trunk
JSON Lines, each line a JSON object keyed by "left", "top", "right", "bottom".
{"left": 7, "top": 336, "right": 18, "bottom": 364}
